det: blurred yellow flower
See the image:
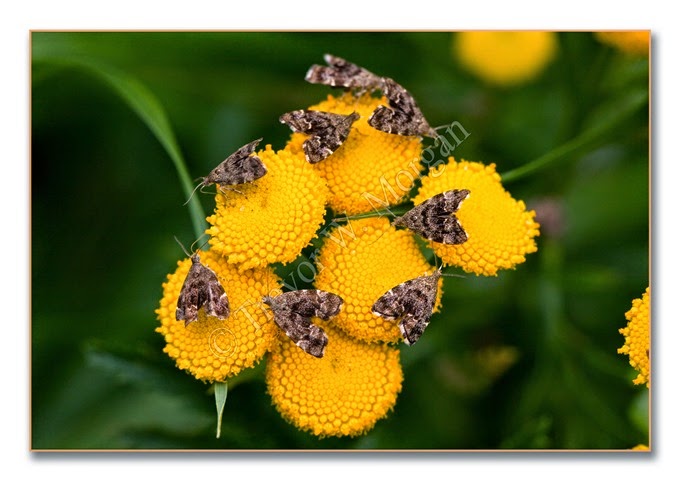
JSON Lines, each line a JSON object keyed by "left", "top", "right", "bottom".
{"left": 285, "top": 92, "right": 423, "bottom": 216}
{"left": 206, "top": 145, "right": 329, "bottom": 271}
{"left": 416, "top": 159, "right": 540, "bottom": 276}
{"left": 632, "top": 444, "right": 650, "bottom": 451}
{"left": 454, "top": 31, "right": 558, "bottom": 86}
{"left": 618, "top": 287, "right": 650, "bottom": 387}
{"left": 314, "top": 216, "right": 441, "bottom": 343}
{"left": 156, "top": 248, "right": 280, "bottom": 382}
{"left": 266, "top": 323, "right": 403, "bottom": 437}
{"left": 595, "top": 31, "right": 650, "bottom": 56}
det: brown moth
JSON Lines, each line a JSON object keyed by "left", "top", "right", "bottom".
{"left": 372, "top": 269, "right": 442, "bottom": 345}
{"left": 368, "top": 77, "right": 437, "bottom": 138}
{"left": 263, "top": 289, "right": 343, "bottom": 358}
{"left": 280, "top": 110, "right": 360, "bottom": 163}
{"left": 176, "top": 253, "right": 230, "bottom": 327}
{"left": 392, "top": 189, "right": 470, "bottom": 244}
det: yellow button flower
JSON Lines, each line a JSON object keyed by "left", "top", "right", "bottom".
{"left": 156, "top": 248, "right": 280, "bottom": 382}
{"left": 285, "top": 92, "right": 423, "bottom": 216}
{"left": 415, "top": 159, "right": 540, "bottom": 276}
{"left": 595, "top": 31, "right": 650, "bottom": 56}
{"left": 206, "top": 145, "right": 329, "bottom": 271}
{"left": 266, "top": 324, "right": 403, "bottom": 438}
{"left": 454, "top": 31, "right": 558, "bottom": 86}
{"left": 618, "top": 287, "right": 650, "bottom": 387}
{"left": 314, "top": 216, "right": 441, "bottom": 343}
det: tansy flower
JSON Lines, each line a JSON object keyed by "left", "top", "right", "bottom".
{"left": 416, "top": 159, "right": 540, "bottom": 276}
{"left": 454, "top": 31, "right": 558, "bottom": 86}
{"left": 285, "top": 92, "right": 423, "bottom": 216}
{"left": 618, "top": 287, "right": 650, "bottom": 387}
{"left": 156, "top": 248, "right": 280, "bottom": 382}
{"left": 595, "top": 31, "right": 650, "bottom": 56}
{"left": 313, "top": 216, "right": 441, "bottom": 343}
{"left": 266, "top": 323, "right": 403, "bottom": 438}
{"left": 206, "top": 145, "right": 329, "bottom": 271}
{"left": 632, "top": 444, "right": 650, "bottom": 451}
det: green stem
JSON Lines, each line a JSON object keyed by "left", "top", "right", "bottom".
{"left": 333, "top": 204, "right": 410, "bottom": 222}
{"left": 501, "top": 90, "right": 648, "bottom": 184}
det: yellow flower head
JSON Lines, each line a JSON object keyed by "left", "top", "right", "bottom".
{"left": 454, "top": 31, "right": 558, "bottom": 86}
{"left": 285, "top": 92, "right": 423, "bottom": 216}
{"left": 618, "top": 287, "right": 650, "bottom": 387}
{"left": 415, "top": 159, "right": 540, "bottom": 276}
{"left": 206, "top": 145, "right": 329, "bottom": 271}
{"left": 595, "top": 31, "right": 650, "bottom": 56}
{"left": 632, "top": 444, "right": 650, "bottom": 451}
{"left": 314, "top": 216, "right": 441, "bottom": 343}
{"left": 266, "top": 324, "right": 403, "bottom": 438}
{"left": 156, "top": 248, "right": 280, "bottom": 382}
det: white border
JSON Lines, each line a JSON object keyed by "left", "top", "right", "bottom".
{"left": 7, "top": 0, "right": 678, "bottom": 478}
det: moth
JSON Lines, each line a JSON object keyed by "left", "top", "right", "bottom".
{"left": 279, "top": 110, "right": 360, "bottom": 163}
{"left": 368, "top": 77, "right": 437, "bottom": 138}
{"left": 185, "top": 138, "right": 267, "bottom": 203}
{"left": 262, "top": 289, "right": 344, "bottom": 358}
{"left": 372, "top": 269, "right": 442, "bottom": 345}
{"left": 392, "top": 189, "right": 470, "bottom": 244}
{"left": 305, "top": 53, "right": 384, "bottom": 94}
{"left": 176, "top": 252, "right": 230, "bottom": 327}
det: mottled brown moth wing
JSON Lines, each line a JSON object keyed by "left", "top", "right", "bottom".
{"left": 305, "top": 54, "right": 384, "bottom": 93}
{"left": 279, "top": 110, "right": 360, "bottom": 163}
{"left": 393, "top": 189, "right": 470, "bottom": 244}
{"left": 202, "top": 138, "right": 267, "bottom": 187}
{"left": 176, "top": 253, "right": 230, "bottom": 326}
{"left": 262, "top": 289, "right": 344, "bottom": 358}
{"left": 368, "top": 77, "right": 437, "bottom": 138}
{"left": 372, "top": 270, "right": 441, "bottom": 345}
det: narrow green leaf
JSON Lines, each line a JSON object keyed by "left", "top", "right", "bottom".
{"left": 32, "top": 54, "right": 207, "bottom": 239}
{"left": 214, "top": 382, "right": 228, "bottom": 439}
{"left": 501, "top": 89, "right": 648, "bottom": 183}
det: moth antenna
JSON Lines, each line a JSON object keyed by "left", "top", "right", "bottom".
{"left": 183, "top": 179, "right": 206, "bottom": 206}
{"left": 441, "top": 272, "right": 466, "bottom": 279}
{"left": 190, "top": 235, "right": 211, "bottom": 254}
{"left": 435, "top": 256, "right": 466, "bottom": 279}
{"left": 174, "top": 236, "right": 191, "bottom": 257}
{"left": 217, "top": 185, "right": 245, "bottom": 197}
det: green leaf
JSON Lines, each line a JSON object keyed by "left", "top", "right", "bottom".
{"left": 214, "top": 382, "right": 228, "bottom": 439}
{"left": 32, "top": 53, "right": 206, "bottom": 240}
{"left": 501, "top": 88, "right": 647, "bottom": 183}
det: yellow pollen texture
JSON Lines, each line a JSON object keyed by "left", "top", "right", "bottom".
{"left": 156, "top": 249, "right": 280, "bottom": 382}
{"left": 454, "top": 31, "right": 557, "bottom": 86}
{"left": 416, "top": 159, "right": 540, "bottom": 276}
{"left": 266, "top": 324, "right": 403, "bottom": 438}
{"left": 285, "top": 92, "right": 423, "bottom": 216}
{"left": 314, "top": 216, "right": 441, "bottom": 343}
{"left": 618, "top": 287, "right": 650, "bottom": 387}
{"left": 206, "top": 145, "right": 329, "bottom": 271}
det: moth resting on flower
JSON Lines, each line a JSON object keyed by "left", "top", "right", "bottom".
{"left": 175, "top": 252, "right": 230, "bottom": 326}
{"left": 305, "top": 53, "right": 385, "bottom": 94}
{"left": 185, "top": 138, "right": 267, "bottom": 203}
{"left": 372, "top": 269, "right": 443, "bottom": 345}
{"left": 263, "top": 289, "right": 344, "bottom": 358}
{"left": 279, "top": 110, "right": 360, "bottom": 164}
{"left": 392, "top": 189, "right": 470, "bottom": 245}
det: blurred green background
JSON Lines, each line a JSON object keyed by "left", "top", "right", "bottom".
{"left": 31, "top": 32, "right": 649, "bottom": 450}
